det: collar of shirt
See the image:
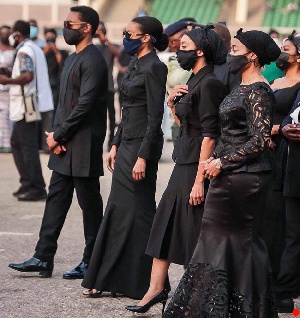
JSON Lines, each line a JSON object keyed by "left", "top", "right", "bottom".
{"left": 16, "top": 38, "right": 30, "bottom": 52}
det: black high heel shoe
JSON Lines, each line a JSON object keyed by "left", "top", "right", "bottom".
{"left": 125, "top": 289, "right": 168, "bottom": 314}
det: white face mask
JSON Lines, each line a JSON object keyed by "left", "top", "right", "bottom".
{"left": 8, "top": 34, "right": 16, "bottom": 47}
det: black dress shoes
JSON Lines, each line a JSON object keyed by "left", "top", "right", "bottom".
{"left": 8, "top": 257, "right": 53, "bottom": 278}
{"left": 18, "top": 190, "right": 47, "bottom": 202}
{"left": 276, "top": 297, "right": 294, "bottom": 313}
{"left": 13, "top": 187, "right": 29, "bottom": 198}
{"left": 63, "top": 261, "right": 88, "bottom": 279}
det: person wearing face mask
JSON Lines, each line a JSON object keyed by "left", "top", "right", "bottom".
{"left": 8, "top": 6, "right": 108, "bottom": 280}
{"left": 266, "top": 31, "right": 300, "bottom": 313}
{"left": 43, "top": 28, "right": 68, "bottom": 115}
{"left": 0, "top": 25, "right": 14, "bottom": 152}
{"left": 27, "top": 21, "right": 55, "bottom": 153}
{"left": 272, "top": 89, "right": 300, "bottom": 312}
{"left": 126, "top": 26, "right": 227, "bottom": 314}
{"left": 162, "top": 29, "right": 281, "bottom": 317}
{"left": 81, "top": 16, "right": 168, "bottom": 300}
{"left": 94, "top": 21, "right": 120, "bottom": 151}
{"left": 29, "top": 19, "right": 45, "bottom": 49}
{"left": 162, "top": 20, "right": 192, "bottom": 145}
{"left": 0, "top": 20, "right": 52, "bottom": 201}
{"left": 262, "top": 31, "right": 300, "bottom": 297}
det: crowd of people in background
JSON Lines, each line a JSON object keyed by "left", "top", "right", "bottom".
{"left": 1, "top": 4, "right": 300, "bottom": 318}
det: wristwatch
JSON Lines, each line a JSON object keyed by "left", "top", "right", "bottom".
{"left": 215, "top": 158, "right": 222, "bottom": 170}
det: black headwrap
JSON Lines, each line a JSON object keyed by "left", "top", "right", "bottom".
{"left": 285, "top": 30, "right": 300, "bottom": 54}
{"left": 234, "top": 28, "right": 281, "bottom": 66}
{"left": 186, "top": 25, "right": 227, "bottom": 65}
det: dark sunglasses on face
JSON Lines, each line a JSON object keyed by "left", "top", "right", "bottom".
{"left": 123, "top": 30, "right": 145, "bottom": 40}
{"left": 63, "top": 21, "right": 87, "bottom": 29}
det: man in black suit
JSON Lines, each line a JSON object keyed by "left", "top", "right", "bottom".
{"left": 9, "top": 6, "right": 108, "bottom": 279}
{"left": 274, "top": 91, "right": 300, "bottom": 312}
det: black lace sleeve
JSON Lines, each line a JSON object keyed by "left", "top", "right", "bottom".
{"left": 111, "top": 121, "right": 123, "bottom": 147}
{"left": 137, "top": 61, "right": 167, "bottom": 160}
{"left": 220, "top": 86, "right": 274, "bottom": 171}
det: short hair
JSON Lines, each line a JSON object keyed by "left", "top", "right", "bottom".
{"left": 13, "top": 20, "right": 30, "bottom": 38}
{"left": 44, "top": 28, "right": 57, "bottom": 37}
{"left": 213, "top": 22, "right": 231, "bottom": 50}
{"left": 70, "top": 6, "right": 99, "bottom": 35}
{"left": 0, "top": 25, "right": 11, "bottom": 32}
{"left": 269, "top": 29, "right": 279, "bottom": 36}
{"left": 180, "top": 17, "right": 197, "bottom": 22}
{"left": 29, "top": 19, "right": 38, "bottom": 26}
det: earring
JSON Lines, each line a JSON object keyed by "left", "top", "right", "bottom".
{"left": 297, "top": 58, "right": 300, "bottom": 63}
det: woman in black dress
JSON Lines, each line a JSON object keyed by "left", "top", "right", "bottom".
{"left": 126, "top": 26, "right": 227, "bottom": 314}
{"left": 263, "top": 31, "right": 300, "bottom": 279}
{"left": 81, "top": 16, "right": 168, "bottom": 299}
{"left": 163, "top": 29, "right": 281, "bottom": 318}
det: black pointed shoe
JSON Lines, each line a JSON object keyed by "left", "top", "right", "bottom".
{"left": 8, "top": 257, "right": 53, "bottom": 277}
{"left": 17, "top": 190, "right": 47, "bottom": 202}
{"left": 126, "top": 289, "right": 168, "bottom": 314}
{"left": 62, "top": 261, "right": 88, "bottom": 279}
{"left": 13, "top": 187, "right": 29, "bottom": 198}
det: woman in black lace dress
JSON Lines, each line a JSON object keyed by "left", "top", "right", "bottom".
{"left": 163, "top": 29, "right": 281, "bottom": 318}
{"left": 126, "top": 26, "right": 227, "bottom": 314}
{"left": 81, "top": 17, "right": 169, "bottom": 299}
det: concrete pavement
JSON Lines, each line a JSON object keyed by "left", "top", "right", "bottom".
{"left": 0, "top": 142, "right": 298, "bottom": 317}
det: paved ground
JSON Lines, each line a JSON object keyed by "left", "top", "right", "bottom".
{"left": 0, "top": 142, "right": 299, "bottom": 317}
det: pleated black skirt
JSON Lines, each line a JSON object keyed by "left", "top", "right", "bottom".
{"left": 82, "top": 138, "right": 163, "bottom": 300}
{"left": 146, "top": 162, "right": 207, "bottom": 267}
{"left": 164, "top": 171, "right": 278, "bottom": 318}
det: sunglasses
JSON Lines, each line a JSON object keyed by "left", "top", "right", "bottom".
{"left": 64, "top": 21, "right": 87, "bottom": 29}
{"left": 123, "top": 30, "right": 145, "bottom": 40}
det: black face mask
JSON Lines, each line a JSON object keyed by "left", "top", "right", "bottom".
{"left": 1, "top": 36, "right": 9, "bottom": 45}
{"left": 63, "top": 27, "right": 84, "bottom": 45}
{"left": 177, "top": 50, "right": 199, "bottom": 71}
{"left": 227, "top": 53, "right": 250, "bottom": 74}
{"left": 275, "top": 52, "right": 293, "bottom": 71}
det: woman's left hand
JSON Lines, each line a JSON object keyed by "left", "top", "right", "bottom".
{"left": 203, "top": 159, "right": 222, "bottom": 180}
{"left": 132, "top": 157, "right": 146, "bottom": 181}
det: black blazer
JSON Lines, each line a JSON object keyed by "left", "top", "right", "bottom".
{"left": 282, "top": 90, "right": 300, "bottom": 198}
{"left": 112, "top": 51, "right": 167, "bottom": 161}
{"left": 172, "top": 65, "right": 226, "bottom": 164}
{"left": 48, "top": 45, "right": 108, "bottom": 177}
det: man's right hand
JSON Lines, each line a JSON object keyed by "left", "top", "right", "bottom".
{"left": 106, "top": 145, "right": 117, "bottom": 173}
{"left": 282, "top": 124, "right": 300, "bottom": 142}
{"left": 53, "top": 145, "right": 67, "bottom": 155}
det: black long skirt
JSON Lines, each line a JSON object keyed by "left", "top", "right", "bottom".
{"left": 146, "top": 163, "right": 207, "bottom": 267}
{"left": 82, "top": 138, "right": 163, "bottom": 299}
{"left": 163, "top": 172, "right": 278, "bottom": 318}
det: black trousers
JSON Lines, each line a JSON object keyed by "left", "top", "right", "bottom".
{"left": 34, "top": 171, "right": 103, "bottom": 263}
{"left": 107, "top": 91, "right": 115, "bottom": 149}
{"left": 11, "top": 119, "right": 46, "bottom": 193}
{"left": 274, "top": 197, "right": 300, "bottom": 298}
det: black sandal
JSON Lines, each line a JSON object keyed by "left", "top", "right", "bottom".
{"left": 89, "top": 290, "right": 102, "bottom": 298}
{"left": 82, "top": 289, "right": 91, "bottom": 296}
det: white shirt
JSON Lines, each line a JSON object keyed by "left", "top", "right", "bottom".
{"left": 9, "top": 40, "right": 54, "bottom": 122}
